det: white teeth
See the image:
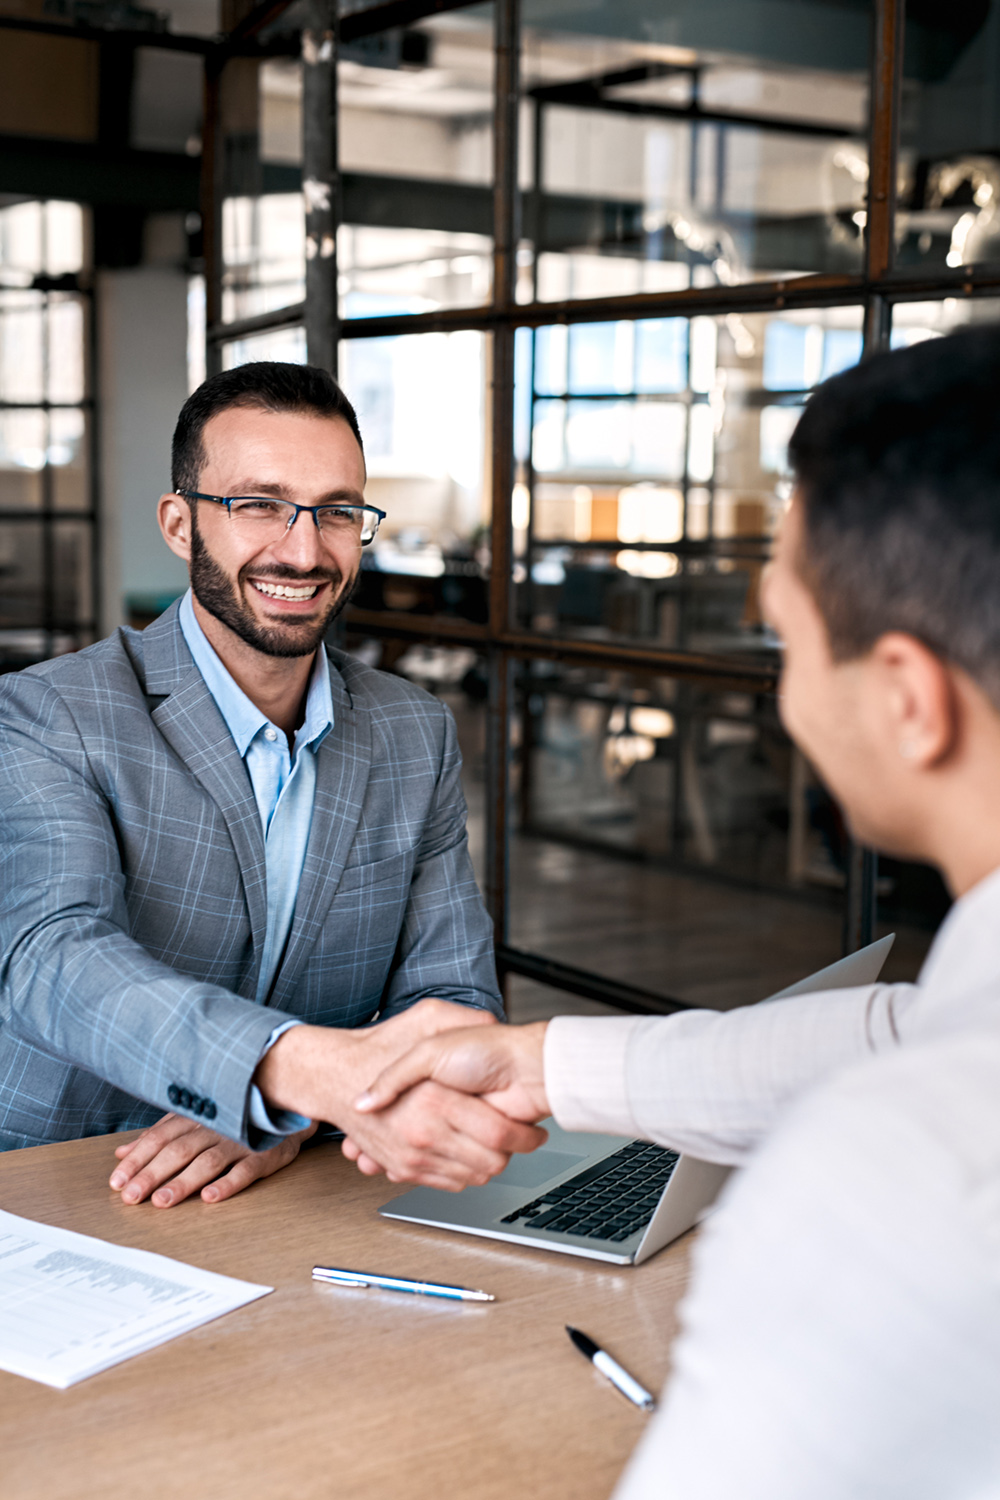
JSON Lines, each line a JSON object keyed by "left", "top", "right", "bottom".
{"left": 252, "top": 580, "right": 319, "bottom": 601}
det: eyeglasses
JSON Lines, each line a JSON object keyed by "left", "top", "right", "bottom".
{"left": 179, "top": 491, "right": 386, "bottom": 546}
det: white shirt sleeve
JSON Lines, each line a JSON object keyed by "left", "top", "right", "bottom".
{"left": 544, "top": 981, "right": 919, "bottom": 1164}
{"left": 612, "top": 1031, "right": 1000, "bottom": 1500}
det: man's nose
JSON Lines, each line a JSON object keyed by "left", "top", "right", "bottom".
{"left": 271, "top": 508, "right": 327, "bottom": 570}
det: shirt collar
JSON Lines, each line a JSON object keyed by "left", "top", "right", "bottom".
{"left": 178, "top": 588, "right": 334, "bottom": 759}
{"left": 296, "top": 646, "right": 335, "bottom": 754}
{"left": 916, "top": 861, "right": 1000, "bottom": 1003}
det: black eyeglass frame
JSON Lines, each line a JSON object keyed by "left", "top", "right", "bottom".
{"left": 178, "top": 490, "right": 387, "bottom": 544}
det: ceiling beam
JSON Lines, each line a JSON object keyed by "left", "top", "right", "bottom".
{"left": 0, "top": 12, "right": 213, "bottom": 52}
{"left": 340, "top": 0, "right": 483, "bottom": 44}
{"left": 0, "top": 0, "right": 485, "bottom": 58}
{"left": 224, "top": 0, "right": 298, "bottom": 47}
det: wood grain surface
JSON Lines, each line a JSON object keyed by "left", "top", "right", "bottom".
{"left": 0, "top": 1131, "right": 695, "bottom": 1500}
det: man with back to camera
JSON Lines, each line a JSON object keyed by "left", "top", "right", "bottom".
{"left": 350, "top": 325, "right": 1000, "bottom": 1497}
{"left": 0, "top": 361, "right": 543, "bottom": 1203}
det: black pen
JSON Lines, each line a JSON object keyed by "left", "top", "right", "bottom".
{"left": 566, "top": 1326, "right": 656, "bottom": 1412}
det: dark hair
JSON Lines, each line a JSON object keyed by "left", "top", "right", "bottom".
{"left": 788, "top": 322, "right": 1000, "bottom": 704}
{"left": 171, "top": 361, "right": 364, "bottom": 495}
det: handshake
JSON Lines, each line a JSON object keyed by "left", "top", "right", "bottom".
{"left": 109, "top": 1001, "right": 553, "bottom": 1210}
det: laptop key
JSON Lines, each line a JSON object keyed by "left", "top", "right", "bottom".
{"left": 526, "top": 1208, "right": 568, "bottom": 1229}
{"left": 556, "top": 1158, "right": 628, "bottom": 1190}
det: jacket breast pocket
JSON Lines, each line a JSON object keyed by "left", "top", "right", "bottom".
{"left": 324, "top": 848, "right": 416, "bottom": 961}
{"left": 334, "top": 847, "right": 415, "bottom": 899}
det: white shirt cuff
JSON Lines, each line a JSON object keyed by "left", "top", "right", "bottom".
{"left": 543, "top": 1015, "right": 642, "bottom": 1136}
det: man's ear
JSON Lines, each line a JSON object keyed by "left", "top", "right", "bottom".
{"left": 871, "top": 631, "right": 958, "bottom": 770}
{"left": 158, "top": 493, "right": 193, "bottom": 563}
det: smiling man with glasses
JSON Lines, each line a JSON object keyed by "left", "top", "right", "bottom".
{"left": 0, "top": 361, "right": 543, "bottom": 1203}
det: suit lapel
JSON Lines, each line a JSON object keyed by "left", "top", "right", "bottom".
{"left": 271, "top": 653, "right": 372, "bottom": 1002}
{"left": 140, "top": 605, "right": 268, "bottom": 983}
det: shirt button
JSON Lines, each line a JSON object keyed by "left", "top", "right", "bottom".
{"left": 264, "top": 727, "right": 278, "bottom": 742}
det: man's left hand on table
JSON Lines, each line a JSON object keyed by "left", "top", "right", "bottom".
{"left": 109, "top": 1113, "right": 318, "bottom": 1208}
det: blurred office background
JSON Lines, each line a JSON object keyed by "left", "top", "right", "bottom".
{"left": 1, "top": 0, "right": 997, "bottom": 1020}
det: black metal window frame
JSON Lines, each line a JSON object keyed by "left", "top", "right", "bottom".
{"left": 196, "top": 0, "right": 999, "bottom": 1015}
{"left": 0, "top": 226, "right": 99, "bottom": 665}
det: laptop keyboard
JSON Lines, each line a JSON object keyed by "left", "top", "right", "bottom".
{"left": 499, "top": 1140, "right": 680, "bottom": 1244}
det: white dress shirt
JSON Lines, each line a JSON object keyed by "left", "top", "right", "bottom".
{"left": 544, "top": 868, "right": 1000, "bottom": 1499}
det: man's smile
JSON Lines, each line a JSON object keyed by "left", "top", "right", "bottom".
{"left": 249, "top": 578, "right": 324, "bottom": 603}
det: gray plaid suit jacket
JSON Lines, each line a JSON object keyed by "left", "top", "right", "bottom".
{"left": 0, "top": 602, "right": 501, "bottom": 1151}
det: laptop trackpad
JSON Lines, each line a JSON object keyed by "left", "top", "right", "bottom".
{"left": 495, "top": 1149, "right": 589, "bottom": 1190}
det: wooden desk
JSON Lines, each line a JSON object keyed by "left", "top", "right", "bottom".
{"left": 1, "top": 1132, "right": 695, "bottom": 1500}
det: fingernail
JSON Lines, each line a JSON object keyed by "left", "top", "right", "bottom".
{"left": 202, "top": 1186, "right": 218, "bottom": 1202}
{"left": 152, "top": 1188, "right": 171, "bottom": 1206}
{"left": 354, "top": 1092, "right": 374, "bottom": 1111}
{"left": 109, "top": 1171, "right": 125, "bottom": 1189}
{"left": 121, "top": 1185, "right": 139, "bottom": 1204}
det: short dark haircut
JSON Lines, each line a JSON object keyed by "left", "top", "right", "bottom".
{"left": 171, "top": 361, "right": 364, "bottom": 495}
{"left": 789, "top": 322, "right": 1000, "bottom": 704}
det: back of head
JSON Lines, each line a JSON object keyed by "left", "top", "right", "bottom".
{"left": 789, "top": 323, "right": 1000, "bottom": 706}
{"left": 171, "top": 362, "right": 363, "bottom": 496}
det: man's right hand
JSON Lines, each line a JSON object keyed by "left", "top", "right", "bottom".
{"left": 354, "top": 1019, "right": 551, "bottom": 1121}
{"left": 254, "top": 1001, "right": 547, "bottom": 1191}
{"left": 341, "top": 1021, "right": 551, "bottom": 1181}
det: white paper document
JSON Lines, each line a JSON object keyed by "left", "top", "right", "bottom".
{"left": 0, "top": 1209, "right": 272, "bottom": 1389}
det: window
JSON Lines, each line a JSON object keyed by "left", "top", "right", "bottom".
{"left": 0, "top": 200, "right": 94, "bottom": 670}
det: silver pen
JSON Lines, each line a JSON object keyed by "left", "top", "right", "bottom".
{"left": 567, "top": 1326, "right": 656, "bottom": 1412}
{"left": 312, "top": 1266, "right": 495, "bottom": 1302}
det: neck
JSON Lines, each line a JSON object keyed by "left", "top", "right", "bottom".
{"left": 190, "top": 593, "right": 314, "bottom": 737}
{"left": 926, "top": 797, "right": 1000, "bottom": 900}
{"left": 904, "top": 688, "right": 1000, "bottom": 901}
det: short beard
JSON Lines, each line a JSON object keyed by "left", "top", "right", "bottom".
{"left": 188, "top": 506, "right": 358, "bottom": 658}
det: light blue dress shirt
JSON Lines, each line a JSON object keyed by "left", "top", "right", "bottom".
{"left": 179, "top": 590, "right": 331, "bottom": 1141}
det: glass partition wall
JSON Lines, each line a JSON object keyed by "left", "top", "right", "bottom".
{"left": 205, "top": 0, "right": 999, "bottom": 1016}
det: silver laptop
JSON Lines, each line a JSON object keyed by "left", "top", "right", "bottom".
{"left": 380, "top": 935, "right": 895, "bottom": 1266}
